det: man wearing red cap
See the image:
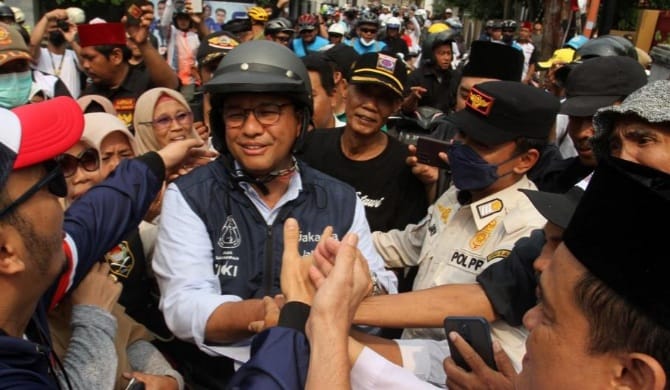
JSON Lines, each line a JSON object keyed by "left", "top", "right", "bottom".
{"left": 0, "top": 97, "right": 208, "bottom": 387}
{"left": 78, "top": 9, "right": 178, "bottom": 128}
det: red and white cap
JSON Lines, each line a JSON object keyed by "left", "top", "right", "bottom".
{"left": 0, "top": 97, "right": 84, "bottom": 187}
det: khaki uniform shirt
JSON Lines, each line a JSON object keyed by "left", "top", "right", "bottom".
{"left": 373, "top": 176, "right": 546, "bottom": 347}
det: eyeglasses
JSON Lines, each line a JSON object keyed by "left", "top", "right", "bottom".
{"left": 0, "top": 160, "right": 67, "bottom": 220}
{"left": 328, "top": 33, "right": 343, "bottom": 39}
{"left": 360, "top": 28, "right": 377, "bottom": 34}
{"left": 140, "top": 111, "right": 193, "bottom": 131}
{"left": 60, "top": 148, "right": 100, "bottom": 178}
{"left": 223, "top": 103, "right": 291, "bottom": 128}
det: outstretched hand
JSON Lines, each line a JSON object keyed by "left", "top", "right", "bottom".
{"left": 248, "top": 295, "right": 285, "bottom": 333}
{"left": 279, "top": 218, "right": 333, "bottom": 305}
{"left": 444, "top": 331, "right": 516, "bottom": 390}
{"left": 157, "top": 137, "right": 216, "bottom": 179}
{"left": 307, "top": 232, "right": 372, "bottom": 333}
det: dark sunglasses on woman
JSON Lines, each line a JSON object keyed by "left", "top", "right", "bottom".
{"left": 59, "top": 148, "right": 100, "bottom": 178}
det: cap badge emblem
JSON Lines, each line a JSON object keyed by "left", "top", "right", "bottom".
{"left": 467, "top": 87, "right": 494, "bottom": 116}
{"left": 376, "top": 53, "right": 397, "bottom": 73}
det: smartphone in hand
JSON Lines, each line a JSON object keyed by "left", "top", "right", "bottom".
{"left": 416, "top": 136, "right": 450, "bottom": 169}
{"left": 189, "top": 0, "right": 203, "bottom": 13}
{"left": 444, "top": 316, "right": 497, "bottom": 372}
{"left": 125, "top": 0, "right": 147, "bottom": 25}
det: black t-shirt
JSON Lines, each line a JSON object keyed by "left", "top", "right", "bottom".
{"left": 82, "top": 63, "right": 155, "bottom": 130}
{"left": 405, "top": 65, "right": 454, "bottom": 114}
{"left": 105, "top": 227, "right": 171, "bottom": 338}
{"left": 298, "top": 127, "right": 428, "bottom": 232}
{"left": 382, "top": 36, "right": 409, "bottom": 58}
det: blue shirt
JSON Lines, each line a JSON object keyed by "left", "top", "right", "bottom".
{"left": 291, "top": 36, "right": 329, "bottom": 57}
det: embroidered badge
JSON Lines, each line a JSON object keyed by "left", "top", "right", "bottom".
{"left": 466, "top": 87, "right": 495, "bottom": 116}
{"left": 218, "top": 216, "right": 242, "bottom": 249}
{"left": 0, "top": 26, "right": 10, "bottom": 45}
{"left": 450, "top": 250, "right": 486, "bottom": 274}
{"left": 437, "top": 205, "right": 451, "bottom": 224}
{"left": 486, "top": 249, "right": 512, "bottom": 262}
{"left": 470, "top": 219, "right": 497, "bottom": 250}
{"left": 209, "top": 34, "right": 239, "bottom": 50}
{"left": 376, "top": 53, "right": 397, "bottom": 73}
{"left": 476, "top": 198, "right": 503, "bottom": 219}
{"left": 113, "top": 97, "right": 135, "bottom": 112}
{"left": 106, "top": 241, "right": 135, "bottom": 278}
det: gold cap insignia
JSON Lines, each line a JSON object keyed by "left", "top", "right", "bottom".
{"left": 466, "top": 87, "right": 494, "bottom": 116}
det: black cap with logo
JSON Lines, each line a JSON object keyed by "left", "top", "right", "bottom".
{"left": 349, "top": 52, "right": 407, "bottom": 99}
{"left": 449, "top": 81, "right": 560, "bottom": 146}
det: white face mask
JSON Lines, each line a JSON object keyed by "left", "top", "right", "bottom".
{"left": 360, "top": 37, "right": 376, "bottom": 47}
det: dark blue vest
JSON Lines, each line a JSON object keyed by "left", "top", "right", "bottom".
{"left": 176, "top": 158, "right": 357, "bottom": 299}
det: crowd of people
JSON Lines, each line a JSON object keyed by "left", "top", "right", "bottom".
{"left": 0, "top": 1, "right": 668, "bottom": 389}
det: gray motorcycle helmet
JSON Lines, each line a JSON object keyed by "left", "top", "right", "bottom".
{"left": 577, "top": 34, "right": 638, "bottom": 60}
{"left": 205, "top": 40, "right": 313, "bottom": 153}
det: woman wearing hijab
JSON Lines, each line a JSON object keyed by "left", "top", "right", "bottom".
{"left": 52, "top": 112, "right": 184, "bottom": 389}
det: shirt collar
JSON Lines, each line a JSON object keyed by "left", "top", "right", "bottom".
{"left": 234, "top": 161, "right": 303, "bottom": 210}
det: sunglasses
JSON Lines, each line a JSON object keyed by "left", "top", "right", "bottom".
{"left": 60, "top": 148, "right": 100, "bottom": 178}
{"left": 0, "top": 160, "right": 67, "bottom": 220}
{"left": 328, "top": 33, "right": 343, "bottom": 38}
{"left": 360, "top": 28, "right": 377, "bottom": 34}
{"left": 275, "top": 35, "right": 292, "bottom": 43}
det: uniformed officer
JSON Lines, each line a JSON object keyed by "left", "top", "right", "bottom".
{"left": 355, "top": 80, "right": 560, "bottom": 383}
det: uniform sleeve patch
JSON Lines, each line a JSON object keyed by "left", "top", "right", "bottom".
{"left": 106, "top": 241, "right": 135, "bottom": 278}
{"left": 486, "top": 249, "right": 512, "bottom": 262}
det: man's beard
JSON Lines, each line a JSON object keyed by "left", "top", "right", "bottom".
{"left": 48, "top": 30, "right": 66, "bottom": 47}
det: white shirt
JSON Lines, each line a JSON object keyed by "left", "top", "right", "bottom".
{"left": 518, "top": 41, "right": 535, "bottom": 80}
{"left": 351, "top": 346, "right": 439, "bottom": 389}
{"left": 34, "top": 47, "right": 81, "bottom": 98}
{"left": 153, "top": 171, "right": 396, "bottom": 359}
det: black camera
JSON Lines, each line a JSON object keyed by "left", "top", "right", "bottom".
{"left": 56, "top": 19, "right": 70, "bottom": 32}
{"left": 174, "top": 0, "right": 186, "bottom": 14}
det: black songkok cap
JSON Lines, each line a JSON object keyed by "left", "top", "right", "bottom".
{"left": 462, "top": 41, "right": 524, "bottom": 81}
{"left": 564, "top": 157, "right": 670, "bottom": 329}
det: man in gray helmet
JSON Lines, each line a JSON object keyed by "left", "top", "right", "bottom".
{"left": 152, "top": 40, "right": 396, "bottom": 374}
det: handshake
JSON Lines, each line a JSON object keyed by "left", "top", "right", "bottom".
{"left": 248, "top": 218, "right": 374, "bottom": 335}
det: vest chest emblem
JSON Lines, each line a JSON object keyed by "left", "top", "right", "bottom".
{"left": 218, "top": 216, "right": 242, "bottom": 249}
